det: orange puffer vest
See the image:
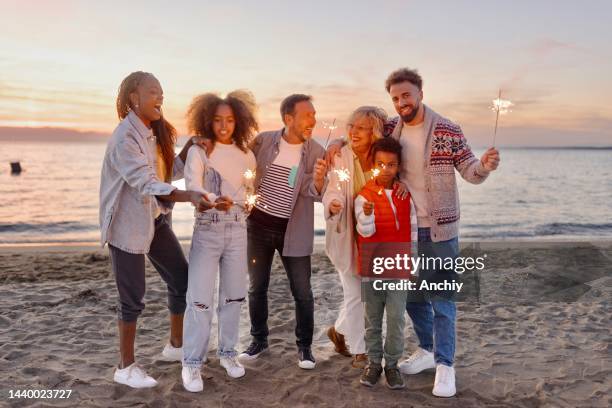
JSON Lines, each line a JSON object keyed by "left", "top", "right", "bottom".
{"left": 356, "top": 179, "right": 412, "bottom": 278}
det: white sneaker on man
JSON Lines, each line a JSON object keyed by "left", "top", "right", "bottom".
{"left": 161, "top": 343, "right": 183, "bottom": 362}
{"left": 432, "top": 364, "right": 456, "bottom": 397}
{"left": 220, "top": 356, "right": 246, "bottom": 378}
{"left": 399, "top": 347, "right": 435, "bottom": 375}
{"left": 181, "top": 366, "right": 203, "bottom": 392}
{"left": 113, "top": 363, "right": 158, "bottom": 388}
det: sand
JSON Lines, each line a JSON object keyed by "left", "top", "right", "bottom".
{"left": 0, "top": 241, "right": 610, "bottom": 407}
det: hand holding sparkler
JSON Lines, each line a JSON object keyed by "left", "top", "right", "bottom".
{"left": 480, "top": 148, "right": 500, "bottom": 172}
{"left": 363, "top": 201, "right": 375, "bottom": 216}
{"left": 214, "top": 196, "right": 234, "bottom": 212}
{"left": 329, "top": 199, "right": 343, "bottom": 215}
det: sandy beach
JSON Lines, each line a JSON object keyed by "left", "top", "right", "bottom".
{"left": 0, "top": 241, "right": 610, "bottom": 407}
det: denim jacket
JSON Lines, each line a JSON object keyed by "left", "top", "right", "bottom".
{"left": 249, "top": 129, "right": 326, "bottom": 257}
{"left": 99, "top": 112, "right": 184, "bottom": 254}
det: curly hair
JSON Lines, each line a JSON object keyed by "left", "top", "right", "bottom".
{"left": 369, "top": 136, "right": 403, "bottom": 166}
{"left": 186, "top": 90, "right": 258, "bottom": 152}
{"left": 116, "top": 71, "right": 177, "bottom": 182}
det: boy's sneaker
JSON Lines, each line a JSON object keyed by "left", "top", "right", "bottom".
{"left": 160, "top": 342, "right": 182, "bottom": 362}
{"left": 238, "top": 342, "right": 268, "bottom": 361}
{"left": 384, "top": 367, "right": 406, "bottom": 390}
{"left": 432, "top": 364, "right": 456, "bottom": 397}
{"left": 399, "top": 347, "right": 435, "bottom": 374}
{"left": 359, "top": 363, "right": 383, "bottom": 387}
{"left": 220, "top": 356, "right": 246, "bottom": 378}
{"left": 113, "top": 363, "right": 157, "bottom": 388}
{"left": 297, "top": 348, "right": 316, "bottom": 370}
{"left": 181, "top": 366, "right": 203, "bottom": 393}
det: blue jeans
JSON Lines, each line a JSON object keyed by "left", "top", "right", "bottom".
{"left": 183, "top": 211, "right": 248, "bottom": 368}
{"left": 406, "top": 228, "right": 459, "bottom": 367}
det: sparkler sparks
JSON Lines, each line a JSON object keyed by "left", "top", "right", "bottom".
{"left": 245, "top": 193, "right": 259, "bottom": 207}
{"left": 243, "top": 169, "right": 255, "bottom": 180}
{"left": 323, "top": 119, "right": 338, "bottom": 148}
{"left": 333, "top": 167, "right": 350, "bottom": 191}
{"left": 491, "top": 89, "right": 514, "bottom": 146}
{"left": 334, "top": 168, "right": 350, "bottom": 182}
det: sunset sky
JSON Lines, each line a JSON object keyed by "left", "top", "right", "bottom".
{"left": 1, "top": 0, "right": 611, "bottom": 146}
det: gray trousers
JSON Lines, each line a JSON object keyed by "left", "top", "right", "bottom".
{"left": 109, "top": 214, "right": 188, "bottom": 322}
{"left": 362, "top": 281, "right": 407, "bottom": 368}
{"left": 183, "top": 211, "right": 248, "bottom": 368}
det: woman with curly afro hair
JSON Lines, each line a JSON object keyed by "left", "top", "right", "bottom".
{"left": 181, "top": 90, "right": 259, "bottom": 392}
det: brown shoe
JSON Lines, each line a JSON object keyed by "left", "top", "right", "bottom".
{"left": 352, "top": 353, "right": 368, "bottom": 369}
{"left": 326, "top": 326, "right": 351, "bottom": 357}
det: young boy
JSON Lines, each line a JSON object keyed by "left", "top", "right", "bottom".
{"left": 354, "top": 137, "right": 416, "bottom": 390}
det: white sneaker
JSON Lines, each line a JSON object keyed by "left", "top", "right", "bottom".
{"left": 220, "top": 356, "right": 246, "bottom": 378}
{"left": 181, "top": 366, "right": 203, "bottom": 392}
{"left": 432, "top": 364, "right": 456, "bottom": 397}
{"left": 399, "top": 348, "right": 435, "bottom": 375}
{"left": 113, "top": 363, "right": 157, "bottom": 388}
{"left": 161, "top": 343, "right": 183, "bottom": 362}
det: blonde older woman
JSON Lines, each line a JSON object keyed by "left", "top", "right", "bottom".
{"left": 324, "top": 106, "right": 401, "bottom": 368}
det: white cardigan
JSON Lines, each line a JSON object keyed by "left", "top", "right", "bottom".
{"left": 323, "top": 145, "right": 359, "bottom": 276}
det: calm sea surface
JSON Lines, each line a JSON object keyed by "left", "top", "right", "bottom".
{"left": 1, "top": 141, "right": 611, "bottom": 244}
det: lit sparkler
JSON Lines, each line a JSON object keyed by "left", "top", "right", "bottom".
{"left": 245, "top": 193, "right": 259, "bottom": 208}
{"left": 491, "top": 89, "right": 513, "bottom": 147}
{"left": 333, "top": 167, "right": 350, "bottom": 191}
{"left": 323, "top": 119, "right": 338, "bottom": 149}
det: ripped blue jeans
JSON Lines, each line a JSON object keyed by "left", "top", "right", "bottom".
{"left": 182, "top": 210, "right": 248, "bottom": 368}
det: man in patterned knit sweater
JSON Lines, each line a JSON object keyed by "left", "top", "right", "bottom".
{"left": 327, "top": 68, "right": 500, "bottom": 397}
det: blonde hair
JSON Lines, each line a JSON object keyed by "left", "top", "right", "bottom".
{"left": 346, "top": 106, "right": 388, "bottom": 145}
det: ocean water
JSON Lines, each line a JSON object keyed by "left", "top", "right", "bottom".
{"left": 1, "top": 141, "right": 611, "bottom": 245}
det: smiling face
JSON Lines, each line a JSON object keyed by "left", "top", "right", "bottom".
{"left": 349, "top": 116, "right": 376, "bottom": 153}
{"left": 212, "top": 103, "right": 235, "bottom": 144}
{"left": 373, "top": 150, "right": 400, "bottom": 188}
{"left": 130, "top": 75, "right": 164, "bottom": 127}
{"left": 285, "top": 100, "right": 316, "bottom": 141}
{"left": 389, "top": 81, "right": 423, "bottom": 124}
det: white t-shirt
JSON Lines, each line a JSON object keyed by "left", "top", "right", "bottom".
{"left": 184, "top": 143, "right": 256, "bottom": 203}
{"left": 255, "top": 136, "right": 303, "bottom": 218}
{"left": 399, "top": 123, "right": 431, "bottom": 227}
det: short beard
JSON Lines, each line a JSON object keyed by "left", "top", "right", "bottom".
{"left": 400, "top": 103, "right": 420, "bottom": 124}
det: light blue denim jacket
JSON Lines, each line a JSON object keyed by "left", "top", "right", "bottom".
{"left": 249, "top": 129, "right": 326, "bottom": 257}
{"left": 99, "top": 112, "right": 184, "bottom": 254}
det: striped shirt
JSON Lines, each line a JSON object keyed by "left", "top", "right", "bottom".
{"left": 255, "top": 137, "right": 302, "bottom": 219}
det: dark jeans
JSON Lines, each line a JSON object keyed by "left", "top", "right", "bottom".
{"left": 247, "top": 218, "right": 314, "bottom": 349}
{"left": 109, "top": 214, "right": 188, "bottom": 322}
